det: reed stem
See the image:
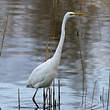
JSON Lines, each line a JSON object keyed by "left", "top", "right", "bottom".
{"left": 18, "top": 88, "right": 20, "bottom": 110}
{"left": 0, "top": 16, "right": 8, "bottom": 56}
{"left": 107, "top": 72, "right": 110, "bottom": 110}
{"left": 53, "top": 80, "right": 55, "bottom": 109}
{"left": 58, "top": 80, "right": 60, "bottom": 110}
{"left": 49, "top": 88, "right": 52, "bottom": 107}
{"left": 43, "top": 88, "right": 46, "bottom": 109}
{"left": 91, "top": 80, "right": 97, "bottom": 109}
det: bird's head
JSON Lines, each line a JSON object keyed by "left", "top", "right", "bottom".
{"left": 65, "top": 12, "right": 87, "bottom": 19}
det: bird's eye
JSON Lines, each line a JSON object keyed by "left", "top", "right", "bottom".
{"left": 70, "top": 13, "right": 74, "bottom": 16}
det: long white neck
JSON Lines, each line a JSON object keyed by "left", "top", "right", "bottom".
{"left": 52, "top": 16, "right": 67, "bottom": 65}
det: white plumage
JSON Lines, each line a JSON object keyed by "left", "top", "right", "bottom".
{"left": 26, "top": 57, "right": 57, "bottom": 88}
{"left": 26, "top": 12, "right": 87, "bottom": 108}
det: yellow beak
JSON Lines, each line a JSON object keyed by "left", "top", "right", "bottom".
{"left": 73, "top": 12, "right": 87, "bottom": 15}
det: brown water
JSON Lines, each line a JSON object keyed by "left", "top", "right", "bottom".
{"left": 0, "top": 0, "right": 110, "bottom": 110}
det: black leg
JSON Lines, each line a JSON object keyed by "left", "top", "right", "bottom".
{"left": 32, "top": 89, "right": 39, "bottom": 108}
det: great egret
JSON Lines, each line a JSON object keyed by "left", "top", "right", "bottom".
{"left": 26, "top": 12, "right": 87, "bottom": 108}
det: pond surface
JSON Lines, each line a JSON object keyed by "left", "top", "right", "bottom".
{"left": 0, "top": 0, "right": 110, "bottom": 110}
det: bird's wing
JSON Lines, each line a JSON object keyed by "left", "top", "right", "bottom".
{"left": 26, "top": 58, "right": 54, "bottom": 87}
{"left": 27, "top": 64, "right": 46, "bottom": 86}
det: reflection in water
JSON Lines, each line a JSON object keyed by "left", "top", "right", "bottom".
{"left": 0, "top": 0, "right": 110, "bottom": 110}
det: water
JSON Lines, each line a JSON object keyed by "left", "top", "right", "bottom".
{"left": 0, "top": 0, "right": 110, "bottom": 110}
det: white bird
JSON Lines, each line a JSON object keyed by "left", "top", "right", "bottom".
{"left": 26, "top": 12, "right": 87, "bottom": 108}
